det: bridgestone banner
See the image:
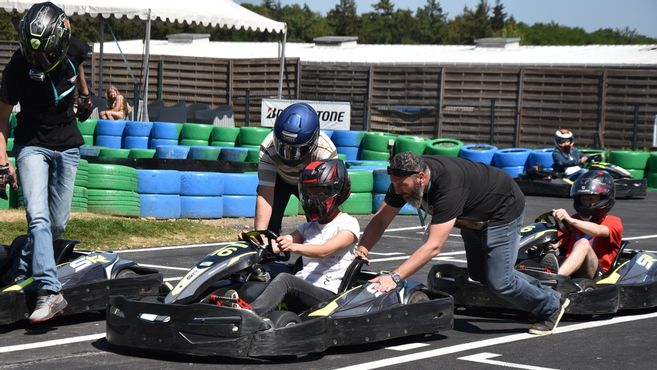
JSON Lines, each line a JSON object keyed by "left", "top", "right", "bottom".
{"left": 261, "top": 99, "right": 351, "bottom": 130}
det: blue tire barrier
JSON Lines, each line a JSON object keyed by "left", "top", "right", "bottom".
{"left": 223, "top": 195, "right": 256, "bottom": 217}
{"left": 321, "top": 130, "right": 334, "bottom": 139}
{"left": 124, "top": 121, "right": 153, "bottom": 137}
{"left": 181, "top": 195, "right": 223, "bottom": 219}
{"left": 96, "top": 119, "right": 126, "bottom": 136}
{"left": 347, "top": 165, "right": 386, "bottom": 171}
{"left": 501, "top": 166, "right": 525, "bottom": 179}
{"left": 218, "top": 147, "right": 250, "bottom": 162}
{"left": 188, "top": 146, "right": 222, "bottom": 161}
{"left": 337, "top": 146, "right": 359, "bottom": 161}
{"left": 527, "top": 148, "right": 555, "bottom": 169}
{"left": 373, "top": 193, "right": 417, "bottom": 215}
{"left": 139, "top": 194, "right": 181, "bottom": 219}
{"left": 123, "top": 136, "right": 149, "bottom": 149}
{"left": 493, "top": 148, "right": 531, "bottom": 168}
{"left": 95, "top": 135, "right": 123, "bottom": 148}
{"left": 156, "top": 145, "right": 190, "bottom": 159}
{"left": 331, "top": 130, "right": 365, "bottom": 147}
{"left": 459, "top": 144, "right": 498, "bottom": 165}
{"left": 373, "top": 168, "right": 391, "bottom": 194}
{"left": 346, "top": 160, "right": 388, "bottom": 168}
{"left": 152, "top": 122, "right": 181, "bottom": 140}
{"left": 180, "top": 171, "right": 224, "bottom": 196}
{"left": 80, "top": 145, "right": 101, "bottom": 157}
{"left": 137, "top": 170, "right": 182, "bottom": 194}
{"left": 223, "top": 173, "right": 258, "bottom": 195}
{"left": 149, "top": 138, "right": 179, "bottom": 149}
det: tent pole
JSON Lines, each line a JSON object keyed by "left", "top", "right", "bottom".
{"left": 139, "top": 11, "right": 152, "bottom": 121}
{"left": 278, "top": 29, "right": 286, "bottom": 99}
{"left": 98, "top": 17, "right": 104, "bottom": 97}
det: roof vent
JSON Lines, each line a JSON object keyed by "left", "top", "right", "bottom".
{"left": 474, "top": 37, "right": 520, "bottom": 48}
{"left": 313, "top": 36, "right": 358, "bottom": 47}
{"left": 166, "top": 33, "right": 211, "bottom": 44}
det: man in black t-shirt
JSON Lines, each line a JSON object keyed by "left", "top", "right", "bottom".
{"left": 0, "top": 2, "right": 91, "bottom": 324}
{"left": 356, "top": 152, "right": 569, "bottom": 336}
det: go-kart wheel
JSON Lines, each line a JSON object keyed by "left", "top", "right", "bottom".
{"left": 407, "top": 290, "right": 430, "bottom": 304}
{"left": 573, "top": 278, "right": 597, "bottom": 292}
{"left": 244, "top": 230, "right": 290, "bottom": 261}
{"left": 267, "top": 310, "right": 301, "bottom": 328}
{"left": 116, "top": 269, "right": 138, "bottom": 278}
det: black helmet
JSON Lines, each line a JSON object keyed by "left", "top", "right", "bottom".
{"left": 18, "top": 2, "right": 71, "bottom": 72}
{"left": 273, "top": 103, "right": 320, "bottom": 165}
{"left": 298, "top": 159, "right": 351, "bottom": 223}
{"left": 570, "top": 170, "right": 615, "bottom": 220}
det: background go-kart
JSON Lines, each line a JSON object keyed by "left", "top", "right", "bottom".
{"left": 2, "top": 192, "right": 656, "bottom": 369}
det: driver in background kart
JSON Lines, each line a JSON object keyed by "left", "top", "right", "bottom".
{"left": 552, "top": 129, "right": 588, "bottom": 177}
{"left": 231, "top": 159, "right": 359, "bottom": 316}
{"left": 543, "top": 170, "right": 623, "bottom": 279}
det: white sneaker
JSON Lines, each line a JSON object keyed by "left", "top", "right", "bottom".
{"left": 29, "top": 292, "right": 68, "bottom": 324}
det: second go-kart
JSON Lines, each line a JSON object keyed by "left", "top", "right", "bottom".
{"left": 516, "top": 154, "right": 647, "bottom": 199}
{"left": 0, "top": 235, "right": 163, "bottom": 325}
{"left": 106, "top": 230, "right": 454, "bottom": 358}
{"left": 428, "top": 213, "right": 657, "bottom": 315}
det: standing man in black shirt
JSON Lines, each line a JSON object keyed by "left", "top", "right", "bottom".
{"left": 356, "top": 152, "right": 569, "bottom": 336}
{"left": 0, "top": 2, "right": 92, "bottom": 323}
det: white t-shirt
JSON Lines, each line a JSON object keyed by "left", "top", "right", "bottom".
{"left": 294, "top": 212, "right": 360, "bottom": 294}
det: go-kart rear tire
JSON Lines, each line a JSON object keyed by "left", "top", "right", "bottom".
{"left": 116, "top": 269, "right": 138, "bottom": 279}
{"left": 267, "top": 310, "right": 301, "bottom": 328}
{"left": 407, "top": 290, "right": 430, "bottom": 304}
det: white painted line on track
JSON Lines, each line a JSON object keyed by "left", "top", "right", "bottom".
{"left": 382, "top": 234, "right": 423, "bottom": 241}
{"left": 138, "top": 263, "right": 189, "bottom": 271}
{"left": 458, "top": 352, "right": 558, "bottom": 370}
{"left": 369, "top": 252, "right": 406, "bottom": 256}
{"left": 624, "top": 235, "right": 657, "bottom": 241}
{"left": 164, "top": 276, "right": 183, "bottom": 282}
{"left": 333, "top": 311, "right": 657, "bottom": 370}
{"left": 385, "top": 343, "right": 430, "bottom": 351}
{"left": 383, "top": 226, "right": 425, "bottom": 233}
{"left": 0, "top": 333, "right": 105, "bottom": 354}
{"left": 117, "top": 241, "right": 233, "bottom": 254}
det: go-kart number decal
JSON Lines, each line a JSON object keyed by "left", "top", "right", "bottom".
{"left": 637, "top": 254, "right": 656, "bottom": 270}
{"left": 521, "top": 225, "right": 536, "bottom": 233}
{"left": 69, "top": 255, "right": 110, "bottom": 272}
{"left": 212, "top": 243, "right": 250, "bottom": 257}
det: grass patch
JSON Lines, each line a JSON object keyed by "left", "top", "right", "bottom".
{"left": 1, "top": 217, "right": 241, "bottom": 250}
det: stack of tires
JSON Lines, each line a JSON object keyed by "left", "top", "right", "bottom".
{"left": 609, "top": 150, "right": 650, "bottom": 180}
{"left": 493, "top": 148, "right": 530, "bottom": 178}
{"left": 237, "top": 127, "right": 270, "bottom": 149}
{"left": 218, "top": 147, "right": 250, "bottom": 163}
{"left": 340, "top": 170, "right": 373, "bottom": 215}
{"left": 395, "top": 135, "right": 427, "bottom": 156}
{"left": 150, "top": 122, "right": 182, "bottom": 149}
{"left": 424, "top": 138, "right": 463, "bottom": 157}
{"left": 188, "top": 146, "right": 222, "bottom": 161}
{"left": 180, "top": 123, "right": 212, "bottom": 147}
{"left": 526, "top": 148, "right": 554, "bottom": 172}
{"left": 129, "top": 148, "right": 156, "bottom": 159}
{"left": 95, "top": 119, "right": 126, "bottom": 148}
{"left": 180, "top": 172, "right": 224, "bottom": 219}
{"left": 87, "top": 164, "right": 140, "bottom": 217}
{"left": 371, "top": 168, "right": 417, "bottom": 215}
{"left": 222, "top": 173, "right": 258, "bottom": 217}
{"left": 459, "top": 144, "right": 498, "bottom": 165}
{"left": 137, "top": 170, "right": 182, "bottom": 219}
{"left": 211, "top": 127, "right": 240, "bottom": 147}
{"left": 156, "top": 145, "right": 190, "bottom": 159}
{"left": 72, "top": 159, "right": 89, "bottom": 212}
{"left": 648, "top": 152, "right": 657, "bottom": 191}
{"left": 123, "top": 121, "right": 153, "bottom": 150}
{"left": 361, "top": 132, "right": 395, "bottom": 161}
{"left": 99, "top": 147, "right": 131, "bottom": 160}
{"left": 332, "top": 130, "right": 365, "bottom": 161}
{"left": 77, "top": 118, "right": 97, "bottom": 146}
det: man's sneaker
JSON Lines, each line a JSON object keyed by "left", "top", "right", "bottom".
{"left": 540, "top": 252, "right": 560, "bottom": 274}
{"left": 29, "top": 292, "right": 68, "bottom": 324}
{"left": 528, "top": 297, "right": 570, "bottom": 335}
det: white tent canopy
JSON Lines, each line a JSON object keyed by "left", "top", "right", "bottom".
{"left": 0, "top": 0, "right": 287, "bottom": 119}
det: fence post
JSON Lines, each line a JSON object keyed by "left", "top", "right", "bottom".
{"left": 632, "top": 104, "right": 639, "bottom": 150}
{"left": 489, "top": 99, "right": 496, "bottom": 145}
{"left": 245, "top": 89, "right": 251, "bottom": 127}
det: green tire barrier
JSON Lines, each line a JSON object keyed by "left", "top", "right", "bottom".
{"left": 648, "top": 152, "right": 657, "bottom": 173}
{"left": 245, "top": 148, "right": 260, "bottom": 163}
{"left": 210, "top": 141, "right": 236, "bottom": 147}
{"left": 129, "top": 148, "right": 156, "bottom": 159}
{"left": 88, "top": 204, "right": 140, "bottom": 217}
{"left": 82, "top": 135, "right": 94, "bottom": 146}
{"left": 88, "top": 163, "right": 137, "bottom": 177}
{"left": 627, "top": 169, "right": 645, "bottom": 180}
{"left": 88, "top": 189, "right": 140, "bottom": 201}
{"left": 348, "top": 170, "right": 374, "bottom": 193}
{"left": 284, "top": 195, "right": 300, "bottom": 217}
{"left": 337, "top": 153, "right": 347, "bottom": 161}
{"left": 238, "top": 127, "right": 271, "bottom": 146}
{"left": 6, "top": 138, "right": 13, "bottom": 151}
{"left": 339, "top": 192, "right": 373, "bottom": 214}
{"left": 363, "top": 132, "right": 396, "bottom": 152}
{"left": 648, "top": 173, "right": 657, "bottom": 189}
{"left": 87, "top": 176, "right": 138, "bottom": 192}
{"left": 181, "top": 123, "right": 213, "bottom": 140}
{"left": 211, "top": 126, "right": 240, "bottom": 143}
{"left": 77, "top": 118, "right": 98, "bottom": 136}
{"left": 239, "top": 144, "right": 261, "bottom": 149}
{"left": 395, "top": 135, "right": 427, "bottom": 155}
{"left": 608, "top": 150, "right": 650, "bottom": 170}
{"left": 99, "top": 148, "right": 131, "bottom": 160}
{"left": 360, "top": 149, "right": 390, "bottom": 161}
{"left": 180, "top": 139, "right": 209, "bottom": 146}
{"left": 425, "top": 138, "right": 464, "bottom": 157}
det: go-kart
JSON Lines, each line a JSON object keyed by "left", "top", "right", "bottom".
{"left": 0, "top": 235, "right": 163, "bottom": 325}
{"left": 106, "top": 230, "right": 453, "bottom": 358}
{"left": 516, "top": 154, "right": 647, "bottom": 198}
{"left": 428, "top": 213, "right": 657, "bottom": 315}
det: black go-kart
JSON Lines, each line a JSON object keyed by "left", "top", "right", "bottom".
{"left": 0, "top": 235, "right": 163, "bottom": 325}
{"left": 428, "top": 213, "right": 657, "bottom": 316}
{"left": 516, "top": 154, "right": 647, "bottom": 199}
{"left": 106, "top": 230, "right": 454, "bottom": 358}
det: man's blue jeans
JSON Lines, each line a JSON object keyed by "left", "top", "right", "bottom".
{"left": 14, "top": 146, "right": 79, "bottom": 293}
{"left": 461, "top": 215, "right": 560, "bottom": 319}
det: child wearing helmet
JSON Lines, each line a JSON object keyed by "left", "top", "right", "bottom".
{"left": 255, "top": 102, "right": 337, "bottom": 234}
{"left": 552, "top": 129, "right": 588, "bottom": 177}
{"left": 544, "top": 170, "right": 623, "bottom": 279}
{"left": 236, "top": 159, "right": 360, "bottom": 316}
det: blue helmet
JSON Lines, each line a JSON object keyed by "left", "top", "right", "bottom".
{"left": 273, "top": 103, "right": 320, "bottom": 165}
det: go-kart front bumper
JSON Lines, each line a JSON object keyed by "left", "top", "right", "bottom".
{"left": 515, "top": 178, "right": 647, "bottom": 199}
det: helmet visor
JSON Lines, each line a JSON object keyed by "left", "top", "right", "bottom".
{"left": 555, "top": 137, "right": 572, "bottom": 145}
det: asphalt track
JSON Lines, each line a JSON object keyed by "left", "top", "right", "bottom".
{"left": 1, "top": 192, "right": 657, "bottom": 369}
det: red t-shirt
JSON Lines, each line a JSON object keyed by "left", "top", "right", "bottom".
{"left": 559, "top": 214, "right": 623, "bottom": 272}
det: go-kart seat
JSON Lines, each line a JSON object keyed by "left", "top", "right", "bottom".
{"left": 610, "top": 241, "right": 630, "bottom": 270}
{"left": 337, "top": 258, "right": 368, "bottom": 294}
{"left": 53, "top": 239, "right": 80, "bottom": 264}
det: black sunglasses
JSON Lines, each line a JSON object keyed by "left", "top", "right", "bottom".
{"left": 387, "top": 167, "right": 420, "bottom": 177}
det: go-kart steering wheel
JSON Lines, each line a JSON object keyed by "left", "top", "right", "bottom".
{"left": 243, "top": 230, "right": 290, "bottom": 261}
{"left": 534, "top": 211, "right": 573, "bottom": 240}
{"left": 583, "top": 153, "right": 604, "bottom": 168}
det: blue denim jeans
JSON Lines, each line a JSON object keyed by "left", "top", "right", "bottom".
{"left": 461, "top": 214, "right": 560, "bottom": 319}
{"left": 13, "top": 146, "right": 79, "bottom": 293}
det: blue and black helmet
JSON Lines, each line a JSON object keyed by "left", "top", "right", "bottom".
{"left": 273, "top": 103, "right": 320, "bottom": 165}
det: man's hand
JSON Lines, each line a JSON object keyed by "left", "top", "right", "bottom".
{"left": 368, "top": 274, "right": 397, "bottom": 292}
{"left": 579, "top": 156, "right": 588, "bottom": 164}
{"left": 552, "top": 208, "right": 572, "bottom": 224}
{"left": 355, "top": 245, "right": 369, "bottom": 260}
{"left": 0, "top": 163, "right": 18, "bottom": 200}
{"left": 76, "top": 93, "right": 94, "bottom": 122}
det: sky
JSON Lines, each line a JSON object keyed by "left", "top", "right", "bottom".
{"left": 237, "top": 0, "right": 657, "bottom": 38}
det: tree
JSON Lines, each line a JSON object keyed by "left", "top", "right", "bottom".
{"left": 446, "top": 1, "right": 493, "bottom": 44}
{"left": 491, "top": 0, "right": 506, "bottom": 32}
{"left": 327, "top": 0, "right": 359, "bottom": 36}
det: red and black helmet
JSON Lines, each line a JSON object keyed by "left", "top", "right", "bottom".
{"left": 18, "top": 2, "right": 71, "bottom": 72}
{"left": 570, "top": 170, "right": 615, "bottom": 220}
{"left": 298, "top": 159, "right": 351, "bottom": 223}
